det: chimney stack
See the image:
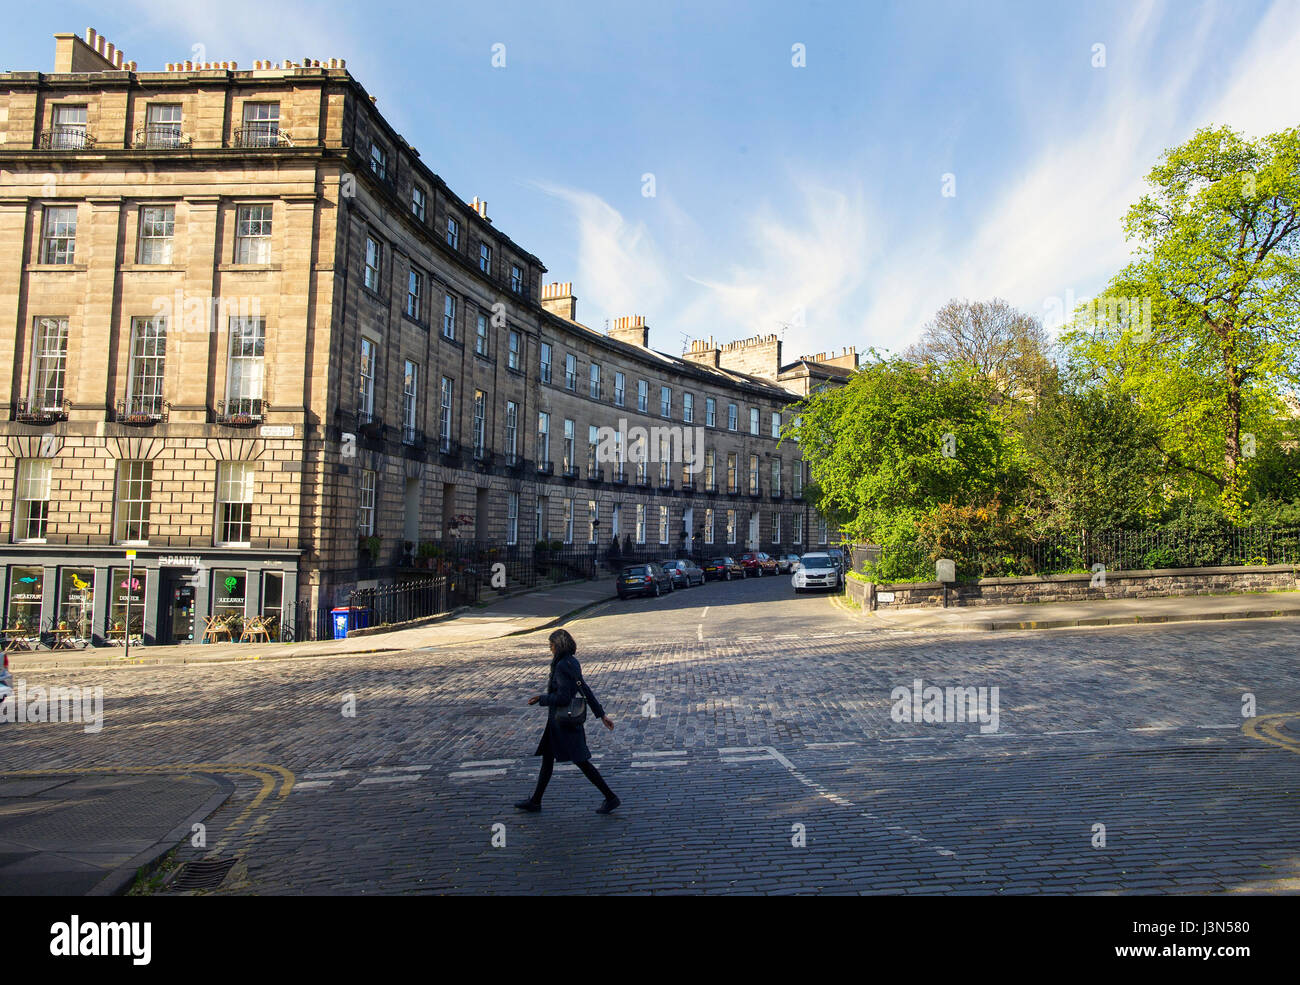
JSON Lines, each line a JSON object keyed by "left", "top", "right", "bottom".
{"left": 540, "top": 281, "right": 577, "bottom": 321}
{"left": 608, "top": 315, "right": 649, "bottom": 348}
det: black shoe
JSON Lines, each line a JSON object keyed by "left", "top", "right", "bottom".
{"left": 595, "top": 796, "right": 621, "bottom": 815}
{"left": 514, "top": 799, "right": 542, "bottom": 812}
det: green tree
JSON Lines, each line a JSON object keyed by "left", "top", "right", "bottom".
{"left": 1102, "top": 125, "right": 1300, "bottom": 518}
{"left": 788, "top": 355, "right": 1019, "bottom": 543}
{"left": 1017, "top": 372, "right": 1168, "bottom": 531}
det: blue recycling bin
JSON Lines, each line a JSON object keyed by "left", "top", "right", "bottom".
{"left": 331, "top": 606, "right": 372, "bottom": 638}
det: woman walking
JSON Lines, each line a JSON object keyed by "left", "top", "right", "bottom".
{"left": 516, "top": 628, "right": 621, "bottom": 814}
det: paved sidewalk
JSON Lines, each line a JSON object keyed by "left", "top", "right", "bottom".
{"left": 0, "top": 772, "right": 231, "bottom": 896}
{"left": 862, "top": 589, "right": 1300, "bottom": 632}
{"left": 14, "top": 579, "right": 616, "bottom": 671}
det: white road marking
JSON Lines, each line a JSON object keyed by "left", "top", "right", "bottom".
{"left": 291, "top": 780, "right": 335, "bottom": 791}
{"left": 806, "top": 741, "right": 858, "bottom": 749}
{"left": 965, "top": 733, "right": 1023, "bottom": 739}
{"left": 387, "top": 764, "right": 432, "bottom": 772}
{"left": 720, "top": 754, "right": 773, "bottom": 763}
{"left": 359, "top": 774, "right": 422, "bottom": 785}
{"left": 633, "top": 750, "right": 687, "bottom": 758}
{"left": 700, "top": 607, "right": 709, "bottom": 619}
{"left": 882, "top": 736, "right": 942, "bottom": 743}
{"left": 448, "top": 768, "right": 508, "bottom": 779}
{"left": 301, "top": 770, "right": 352, "bottom": 779}
{"left": 697, "top": 624, "right": 704, "bottom": 642}
{"left": 1128, "top": 725, "right": 1179, "bottom": 732}
{"left": 460, "top": 759, "right": 515, "bottom": 768}
{"left": 1043, "top": 729, "right": 1100, "bottom": 735}
{"left": 631, "top": 760, "right": 688, "bottom": 768}
{"left": 722, "top": 745, "right": 959, "bottom": 859}
{"left": 1196, "top": 724, "right": 1239, "bottom": 730}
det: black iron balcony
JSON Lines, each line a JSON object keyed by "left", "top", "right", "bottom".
{"left": 586, "top": 466, "right": 604, "bottom": 485}
{"left": 561, "top": 462, "right": 580, "bottom": 480}
{"left": 536, "top": 460, "right": 554, "bottom": 476}
{"left": 38, "top": 127, "right": 95, "bottom": 150}
{"left": 636, "top": 473, "right": 652, "bottom": 489}
{"left": 401, "top": 425, "right": 425, "bottom": 449}
{"left": 611, "top": 468, "right": 628, "bottom": 485}
{"left": 134, "top": 125, "right": 191, "bottom": 149}
{"left": 704, "top": 481, "right": 719, "bottom": 496}
{"left": 472, "top": 448, "right": 494, "bottom": 472}
{"left": 437, "top": 437, "right": 462, "bottom": 464}
{"left": 503, "top": 451, "right": 526, "bottom": 473}
{"left": 14, "top": 398, "right": 69, "bottom": 424}
{"left": 355, "top": 408, "right": 384, "bottom": 439}
{"left": 214, "top": 397, "right": 264, "bottom": 426}
{"left": 680, "top": 479, "right": 698, "bottom": 494}
{"left": 233, "top": 125, "right": 292, "bottom": 148}
{"left": 658, "top": 475, "right": 674, "bottom": 492}
{"left": 115, "top": 395, "right": 169, "bottom": 425}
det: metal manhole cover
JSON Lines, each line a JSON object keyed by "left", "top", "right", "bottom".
{"left": 170, "top": 857, "right": 236, "bottom": 891}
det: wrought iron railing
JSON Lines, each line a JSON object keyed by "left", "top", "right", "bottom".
{"left": 115, "top": 395, "right": 169, "bottom": 424}
{"left": 134, "top": 125, "right": 191, "bottom": 149}
{"left": 213, "top": 397, "right": 264, "bottom": 425}
{"left": 39, "top": 127, "right": 95, "bottom": 150}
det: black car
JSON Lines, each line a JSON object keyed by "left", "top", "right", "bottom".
{"left": 616, "top": 563, "right": 675, "bottom": 599}
{"left": 660, "top": 559, "right": 705, "bottom": 588}
{"left": 703, "top": 556, "right": 745, "bottom": 581}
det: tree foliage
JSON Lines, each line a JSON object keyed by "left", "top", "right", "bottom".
{"left": 789, "top": 355, "right": 1019, "bottom": 543}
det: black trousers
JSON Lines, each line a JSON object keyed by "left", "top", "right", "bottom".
{"left": 531, "top": 752, "right": 615, "bottom": 803}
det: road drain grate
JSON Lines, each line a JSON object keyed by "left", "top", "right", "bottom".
{"left": 171, "top": 857, "right": 236, "bottom": 890}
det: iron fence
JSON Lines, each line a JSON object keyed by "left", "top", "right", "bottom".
{"left": 865, "top": 525, "right": 1300, "bottom": 582}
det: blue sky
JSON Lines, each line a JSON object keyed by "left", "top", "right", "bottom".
{"left": 5, "top": 0, "right": 1298, "bottom": 360}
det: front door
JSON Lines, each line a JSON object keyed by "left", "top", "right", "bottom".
{"left": 165, "top": 573, "right": 196, "bottom": 643}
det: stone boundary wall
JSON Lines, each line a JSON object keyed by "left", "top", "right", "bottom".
{"left": 845, "top": 565, "right": 1300, "bottom": 609}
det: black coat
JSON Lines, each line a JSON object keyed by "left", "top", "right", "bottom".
{"left": 534, "top": 654, "right": 606, "bottom": 763}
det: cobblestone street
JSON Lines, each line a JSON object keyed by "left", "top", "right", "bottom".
{"left": 5, "top": 576, "right": 1299, "bottom": 894}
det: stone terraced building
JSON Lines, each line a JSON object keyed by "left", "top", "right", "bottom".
{"left": 0, "top": 28, "right": 857, "bottom": 644}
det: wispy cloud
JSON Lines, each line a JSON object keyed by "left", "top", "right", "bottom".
{"left": 543, "top": 0, "right": 1299, "bottom": 360}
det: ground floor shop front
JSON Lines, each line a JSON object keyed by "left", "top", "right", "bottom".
{"left": 0, "top": 547, "right": 301, "bottom": 647}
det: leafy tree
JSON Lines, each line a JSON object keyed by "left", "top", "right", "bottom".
{"left": 1102, "top": 125, "right": 1300, "bottom": 518}
{"left": 789, "top": 354, "right": 1019, "bottom": 543}
{"left": 905, "top": 297, "right": 1051, "bottom": 402}
{"left": 1017, "top": 372, "right": 1170, "bottom": 531}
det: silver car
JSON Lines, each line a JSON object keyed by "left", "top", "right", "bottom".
{"left": 792, "top": 553, "right": 841, "bottom": 593}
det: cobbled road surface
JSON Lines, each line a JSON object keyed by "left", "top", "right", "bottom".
{"left": 6, "top": 573, "right": 1299, "bottom": 895}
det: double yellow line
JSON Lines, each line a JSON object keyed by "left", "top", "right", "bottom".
{"left": 1243, "top": 713, "right": 1300, "bottom": 756}
{"left": 0, "top": 762, "right": 295, "bottom": 850}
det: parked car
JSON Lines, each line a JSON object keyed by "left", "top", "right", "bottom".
{"left": 616, "top": 562, "right": 675, "bottom": 599}
{"left": 792, "top": 552, "right": 841, "bottom": 593}
{"left": 776, "top": 553, "right": 802, "bottom": 573}
{"left": 703, "top": 556, "right": 745, "bottom": 581}
{"left": 739, "top": 552, "right": 779, "bottom": 576}
{"left": 825, "top": 547, "right": 847, "bottom": 575}
{"left": 660, "top": 559, "right": 706, "bottom": 588}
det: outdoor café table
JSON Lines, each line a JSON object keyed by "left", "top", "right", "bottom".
{"left": 48, "top": 628, "right": 81, "bottom": 650}
{"left": 106, "top": 628, "right": 142, "bottom": 647}
{"left": 2, "top": 631, "right": 34, "bottom": 651}
{"left": 202, "top": 617, "right": 233, "bottom": 644}
{"left": 240, "top": 617, "right": 271, "bottom": 643}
